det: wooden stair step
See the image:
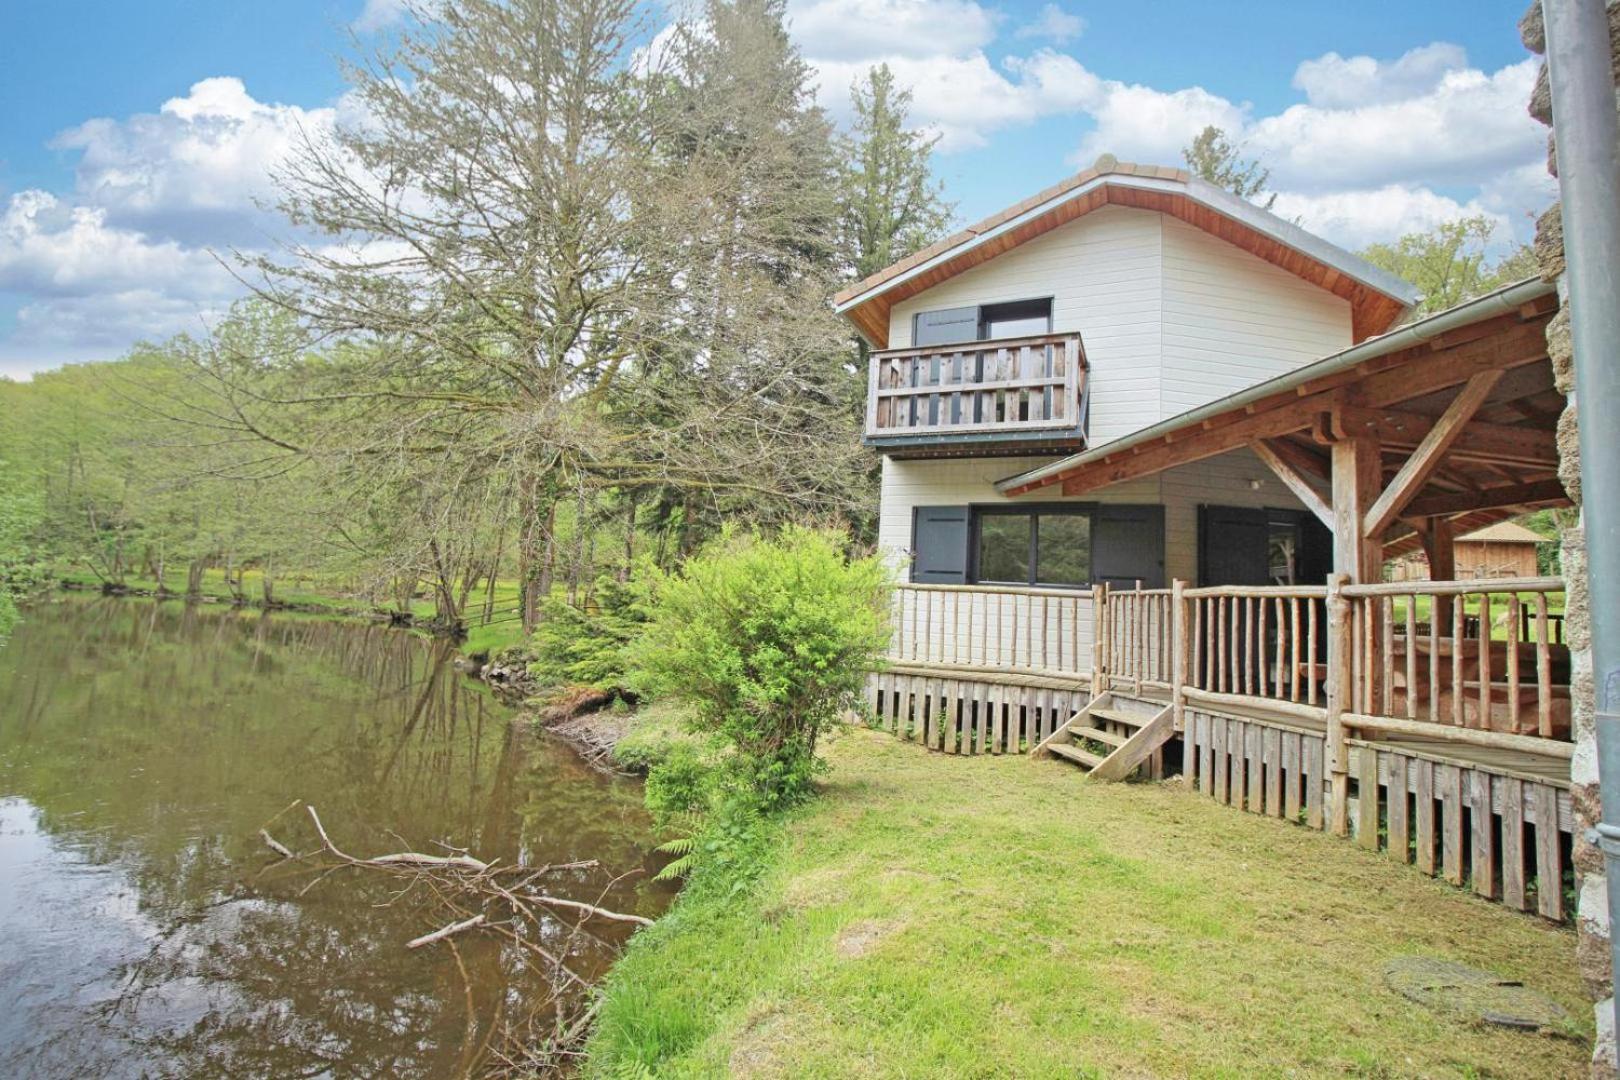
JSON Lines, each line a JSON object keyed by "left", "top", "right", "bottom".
{"left": 1089, "top": 707, "right": 1148, "bottom": 728}
{"left": 1069, "top": 724, "right": 1128, "bottom": 748}
{"left": 1047, "top": 742, "right": 1106, "bottom": 769}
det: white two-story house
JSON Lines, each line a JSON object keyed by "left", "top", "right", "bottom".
{"left": 836, "top": 159, "right": 1418, "bottom": 594}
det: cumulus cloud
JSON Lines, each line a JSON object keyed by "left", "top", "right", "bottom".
{"left": 1269, "top": 186, "right": 1510, "bottom": 251}
{"left": 0, "top": 78, "right": 345, "bottom": 372}
{"left": 51, "top": 76, "right": 343, "bottom": 247}
{"left": 0, "top": 191, "right": 239, "bottom": 377}
{"left": 1248, "top": 58, "right": 1543, "bottom": 193}
{"left": 1015, "top": 3, "right": 1084, "bottom": 44}
{"left": 811, "top": 49, "right": 1099, "bottom": 149}
{"left": 1292, "top": 42, "right": 1468, "bottom": 109}
{"left": 1070, "top": 82, "right": 1249, "bottom": 167}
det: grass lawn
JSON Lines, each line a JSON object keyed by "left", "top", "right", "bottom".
{"left": 589, "top": 728, "right": 1590, "bottom": 1078}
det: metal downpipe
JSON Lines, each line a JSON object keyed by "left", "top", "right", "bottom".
{"left": 1544, "top": 0, "right": 1620, "bottom": 1054}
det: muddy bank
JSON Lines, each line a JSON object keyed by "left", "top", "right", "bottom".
{"left": 467, "top": 656, "right": 636, "bottom": 766}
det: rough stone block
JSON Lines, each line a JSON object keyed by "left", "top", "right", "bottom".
{"left": 1548, "top": 305, "right": 1575, "bottom": 393}
{"left": 1536, "top": 203, "right": 1565, "bottom": 282}
{"left": 1559, "top": 403, "right": 1582, "bottom": 506}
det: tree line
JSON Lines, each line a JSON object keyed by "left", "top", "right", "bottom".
{"left": 0, "top": 0, "right": 951, "bottom": 637}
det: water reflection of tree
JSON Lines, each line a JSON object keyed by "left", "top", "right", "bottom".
{"left": 0, "top": 598, "right": 672, "bottom": 1078}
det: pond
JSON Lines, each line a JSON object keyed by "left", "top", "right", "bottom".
{"left": 0, "top": 595, "right": 672, "bottom": 1078}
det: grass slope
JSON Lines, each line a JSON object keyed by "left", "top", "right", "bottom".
{"left": 590, "top": 728, "right": 1589, "bottom": 1078}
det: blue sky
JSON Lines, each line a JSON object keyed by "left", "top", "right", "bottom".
{"left": 0, "top": 0, "right": 1550, "bottom": 377}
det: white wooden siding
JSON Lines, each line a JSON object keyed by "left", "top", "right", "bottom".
{"left": 1159, "top": 216, "right": 1352, "bottom": 415}
{"left": 886, "top": 206, "right": 1164, "bottom": 445}
{"left": 878, "top": 448, "right": 1314, "bottom": 584}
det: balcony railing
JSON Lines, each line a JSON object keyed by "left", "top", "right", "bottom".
{"left": 864, "top": 332, "right": 1087, "bottom": 443}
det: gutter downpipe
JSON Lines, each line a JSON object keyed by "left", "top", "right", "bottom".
{"left": 1544, "top": 0, "right": 1620, "bottom": 1052}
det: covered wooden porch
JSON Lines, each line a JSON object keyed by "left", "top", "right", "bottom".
{"left": 864, "top": 278, "right": 1576, "bottom": 919}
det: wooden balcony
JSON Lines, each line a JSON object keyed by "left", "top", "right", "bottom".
{"left": 864, "top": 332, "right": 1087, "bottom": 453}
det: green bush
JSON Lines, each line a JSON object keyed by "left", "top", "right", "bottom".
{"left": 630, "top": 525, "right": 891, "bottom": 810}
{"left": 527, "top": 574, "right": 649, "bottom": 689}
{"left": 643, "top": 742, "right": 719, "bottom": 821}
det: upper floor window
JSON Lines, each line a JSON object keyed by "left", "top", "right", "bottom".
{"left": 912, "top": 297, "right": 1052, "bottom": 348}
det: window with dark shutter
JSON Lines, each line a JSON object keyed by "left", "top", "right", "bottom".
{"left": 911, "top": 506, "right": 969, "bottom": 584}
{"left": 912, "top": 307, "right": 980, "bottom": 348}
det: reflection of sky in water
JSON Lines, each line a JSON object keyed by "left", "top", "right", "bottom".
{"left": 1, "top": 796, "right": 198, "bottom": 1077}
{"left": 0, "top": 598, "right": 672, "bottom": 1078}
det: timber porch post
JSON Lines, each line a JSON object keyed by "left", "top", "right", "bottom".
{"left": 1171, "top": 578, "right": 1188, "bottom": 732}
{"left": 1327, "top": 433, "right": 1381, "bottom": 837}
{"left": 1091, "top": 583, "right": 1109, "bottom": 694}
{"left": 1325, "top": 572, "right": 1352, "bottom": 835}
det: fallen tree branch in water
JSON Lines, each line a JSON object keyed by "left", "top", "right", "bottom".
{"left": 407, "top": 913, "right": 487, "bottom": 949}
{"left": 255, "top": 803, "right": 655, "bottom": 1076}
{"left": 522, "top": 894, "right": 653, "bottom": 927}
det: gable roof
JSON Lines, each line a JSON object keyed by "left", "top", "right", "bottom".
{"left": 1457, "top": 521, "right": 1549, "bottom": 544}
{"left": 834, "top": 160, "right": 1420, "bottom": 349}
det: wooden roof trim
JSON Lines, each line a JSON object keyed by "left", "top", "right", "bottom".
{"left": 834, "top": 162, "right": 1419, "bottom": 348}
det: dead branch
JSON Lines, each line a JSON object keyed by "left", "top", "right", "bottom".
{"left": 407, "top": 913, "right": 487, "bottom": 949}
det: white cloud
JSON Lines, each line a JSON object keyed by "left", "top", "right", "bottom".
{"left": 1015, "top": 3, "right": 1084, "bottom": 45}
{"left": 51, "top": 76, "right": 343, "bottom": 246}
{"left": 1292, "top": 42, "right": 1468, "bottom": 109}
{"left": 1248, "top": 58, "right": 1544, "bottom": 193}
{"left": 1270, "top": 186, "right": 1510, "bottom": 251}
{"left": 353, "top": 0, "right": 410, "bottom": 33}
{"left": 0, "top": 191, "right": 234, "bottom": 300}
{"left": 811, "top": 49, "right": 1099, "bottom": 150}
{"left": 787, "top": 0, "right": 997, "bottom": 62}
{"left": 0, "top": 191, "right": 239, "bottom": 376}
{"left": 1070, "top": 81, "right": 1249, "bottom": 167}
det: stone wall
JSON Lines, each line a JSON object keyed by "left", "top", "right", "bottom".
{"left": 1520, "top": 3, "right": 1617, "bottom": 1073}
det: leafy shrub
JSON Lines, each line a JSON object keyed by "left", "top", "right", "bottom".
{"left": 643, "top": 742, "right": 719, "bottom": 822}
{"left": 630, "top": 525, "right": 891, "bottom": 809}
{"left": 528, "top": 574, "right": 649, "bottom": 690}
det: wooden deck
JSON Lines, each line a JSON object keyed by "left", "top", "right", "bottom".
{"left": 865, "top": 575, "right": 1575, "bottom": 920}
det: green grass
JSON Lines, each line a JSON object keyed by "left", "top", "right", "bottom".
{"left": 587, "top": 729, "right": 1590, "bottom": 1078}
{"left": 1385, "top": 590, "right": 1567, "bottom": 643}
{"left": 57, "top": 565, "right": 535, "bottom": 656}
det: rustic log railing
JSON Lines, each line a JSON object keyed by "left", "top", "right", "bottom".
{"left": 865, "top": 332, "right": 1087, "bottom": 440}
{"left": 1339, "top": 576, "right": 1570, "bottom": 741}
{"left": 1183, "top": 585, "right": 1326, "bottom": 707}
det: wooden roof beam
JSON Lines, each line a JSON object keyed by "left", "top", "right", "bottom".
{"left": 1363, "top": 371, "right": 1502, "bottom": 538}
{"left": 1331, "top": 404, "right": 1556, "bottom": 467}
{"left": 1400, "top": 478, "right": 1570, "bottom": 519}
{"left": 1251, "top": 439, "right": 1333, "bottom": 528}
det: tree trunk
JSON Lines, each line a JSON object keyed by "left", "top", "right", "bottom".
{"left": 620, "top": 492, "right": 637, "bottom": 583}
{"left": 261, "top": 558, "right": 276, "bottom": 607}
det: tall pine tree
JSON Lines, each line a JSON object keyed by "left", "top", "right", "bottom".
{"left": 840, "top": 64, "right": 954, "bottom": 280}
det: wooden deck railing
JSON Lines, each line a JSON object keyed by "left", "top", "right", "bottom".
{"left": 884, "top": 578, "right": 1570, "bottom": 741}
{"left": 888, "top": 583, "right": 1091, "bottom": 674}
{"left": 1184, "top": 586, "right": 1327, "bottom": 707}
{"left": 1340, "top": 577, "right": 1569, "bottom": 741}
{"left": 865, "top": 332, "right": 1087, "bottom": 440}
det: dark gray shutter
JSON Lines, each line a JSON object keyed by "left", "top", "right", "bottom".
{"left": 1093, "top": 505, "right": 1165, "bottom": 588}
{"left": 913, "top": 306, "right": 980, "bottom": 348}
{"left": 911, "top": 506, "right": 969, "bottom": 584}
{"left": 1197, "top": 505, "right": 1269, "bottom": 587}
